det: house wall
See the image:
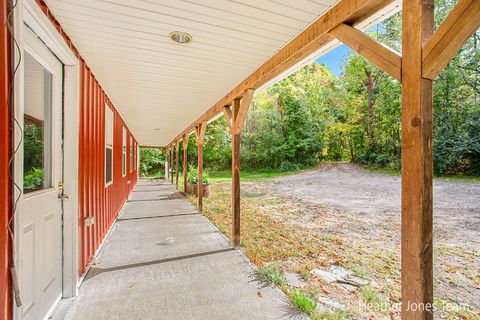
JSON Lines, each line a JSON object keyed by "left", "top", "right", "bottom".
{"left": 78, "top": 65, "right": 138, "bottom": 275}
{"left": 0, "top": 1, "right": 12, "bottom": 319}
{"left": 34, "top": 0, "right": 139, "bottom": 278}
{"left": 0, "top": 2, "right": 140, "bottom": 318}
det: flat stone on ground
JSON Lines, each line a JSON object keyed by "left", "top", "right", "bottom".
{"left": 312, "top": 269, "right": 341, "bottom": 283}
{"left": 317, "top": 296, "right": 346, "bottom": 311}
{"left": 284, "top": 272, "right": 306, "bottom": 288}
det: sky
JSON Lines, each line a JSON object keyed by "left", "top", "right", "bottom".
{"left": 315, "top": 45, "right": 352, "bottom": 76}
{"left": 314, "top": 25, "right": 385, "bottom": 76}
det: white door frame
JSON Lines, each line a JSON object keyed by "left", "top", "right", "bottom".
{"left": 13, "top": 0, "right": 80, "bottom": 308}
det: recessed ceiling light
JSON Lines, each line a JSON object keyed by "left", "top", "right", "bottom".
{"left": 169, "top": 31, "right": 192, "bottom": 44}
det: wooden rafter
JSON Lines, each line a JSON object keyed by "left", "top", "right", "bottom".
{"left": 234, "top": 89, "right": 254, "bottom": 132}
{"left": 223, "top": 89, "right": 255, "bottom": 134}
{"left": 223, "top": 105, "right": 233, "bottom": 132}
{"left": 168, "top": 0, "right": 395, "bottom": 147}
{"left": 330, "top": 23, "right": 402, "bottom": 81}
{"left": 422, "top": 0, "right": 480, "bottom": 80}
{"left": 194, "top": 122, "right": 206, "bottom": 145}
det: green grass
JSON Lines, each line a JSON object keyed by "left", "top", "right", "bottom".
{"left": 176, "top": 165, "right": 479, "bottom": 184}
{"left": 367, "top": 167, "right": 480, "bottom": 183}
{"left": 312, "top": 309, "right": 352, "bottom": 320}
{"left": 140, "top": 174, "right": 165, "bottom": 180}
{"left": 433, "top": 174, "right": 480, "bottom": 183}
{"left": 206, "top": 168, "right": 303, "bottom": 182}
{"left": 360, "top": 286, "right": 390, "bottom": 314}
{"left": 254, "top": 265, "right": 286, "bottom": 286}
{"left": 290, "top": 291, "right": 317, "bottom": 314}
{"left": 177, "top": 168, "right": 304, "bottom": 183}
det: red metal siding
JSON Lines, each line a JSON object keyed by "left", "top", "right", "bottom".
{"left": 77, "top": 66, "right": 138, "bottom": 275}
{"left": 1, "top": 0, "right": 12, "bottom": 319}
{"left": 0, "top": 2, "right": 140, "bottom": 315}
{"left": 33, "top": 0, "right": 139, "bottom": 276}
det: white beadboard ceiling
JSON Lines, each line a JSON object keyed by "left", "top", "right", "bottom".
{"left": 44, "top": 0, "right": 399, "bottom": 146}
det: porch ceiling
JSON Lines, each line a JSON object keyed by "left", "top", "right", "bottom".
{"left": 44, "top": 0, "right": 398, "bottom": 147}
{"left": 43, "top": 0, "right": 344, "bottom": 146}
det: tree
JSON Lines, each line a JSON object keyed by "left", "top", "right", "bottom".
{"left": 139, "top": 148, "right": 165, "bottom": 178}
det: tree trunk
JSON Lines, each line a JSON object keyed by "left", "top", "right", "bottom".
{"left": 365, "top": 70, "right": 375, "bottom": 145}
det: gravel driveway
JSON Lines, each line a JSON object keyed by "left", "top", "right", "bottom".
{"left": 256, "top": 163, "right": 480, "bottom": 311}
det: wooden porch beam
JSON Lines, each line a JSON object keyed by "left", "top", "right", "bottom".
{"left": 223, "top": 90, "right": 254, "bottom": 248}
{"left": 223, "top": 106, "right": 233, "bottom": 132}
{"left": 233, "top": 89, "right": 255, "bottom": 132}
{"left": 401, "top": 0, "right": 434, "bottom": 318}
{"left": 182, "top": 134, "right": 188, "bottom": 193}
{"left": 168, "top": 0, "right": 394, "bottom": 146}
{"left": 330, "top": 23, "right": 402, "bottom": 81}
{"left": 175, "top": 141, "right": 180, "bottom": 189}
{"left": 422, "top": 0, "right": 480, "bottom": 80}
{"left": 195, "top": 122, "right": 207, "bottom": 211}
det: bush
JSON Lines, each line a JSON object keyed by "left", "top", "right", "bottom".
{"left": 24, "top": 167, "right": 44, "bottom": 191}
{"left": 187, "top": 167, "right": 209, "bottom": 185}
{"left": 140, "top": 148, "right": 165, "bottom": 178}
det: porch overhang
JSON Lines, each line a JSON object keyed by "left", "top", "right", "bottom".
{"left": 43, "top": 0, "right": 400, "bottom": 147}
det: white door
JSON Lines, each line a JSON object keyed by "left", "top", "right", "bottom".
{"left": 17, "top": 25, "right": 64, "bottom": 320}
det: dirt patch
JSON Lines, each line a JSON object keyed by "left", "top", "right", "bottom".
{"left": 195, "top": 164, "right": 479, "bottom": 319}
{"left": 266, "top": 164, "right": 480, "bottom": 315}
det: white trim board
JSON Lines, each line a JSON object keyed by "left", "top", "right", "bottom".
{"left": 14, "top": 2, "right": 81, "bottom": 319}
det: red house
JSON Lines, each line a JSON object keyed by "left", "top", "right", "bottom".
{"left": 1, "top": 0, "right": 478, "bottom": 319}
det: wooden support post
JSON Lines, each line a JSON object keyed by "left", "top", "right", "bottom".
{"left": 165, "top": 146, "right": 170, "bottom": 181}
{"left": 175, "top": 141, "right": 180, "bottom": 189}
{"left": 231, "top": 98, "right": 242, "bottom": 248}
{"left": 223, "top": 89, "right": 254, "bottom": 248}
{"left": 170, "top": 144, "right": 174, "bottom": 184}
{"left": 195, "top": 122, "right": 207, "bottom": 211}
{"left": 401, "top": 0, "right": 434, "bottom": 318}
{"left": 183, "top": 134, "right": 188, "bottom": 193}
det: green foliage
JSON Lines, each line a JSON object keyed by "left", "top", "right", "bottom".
{"left": 290, "top": 291, "right": 317, "bottom": 314}
{"left": 24, "top": 167, "right": 44, "bottom": 191}
{"left": 187, "top": 167, "right": 209, "bottom": 185}
{"left": 254, "top": 265, "right": 286, "bottom": 286}
{"left": 431, "top": 3, "right": 480, "bottom": 175}
{"left": 140, "top": 148, "right": 165, "bottom": 178}
{"left": 206, "top": 168, "right": 300, "bottom": 183}
{"left": 171, "top": 1, "right": 479, "bottom": 177}
{"left": 23, "top": 122, "right": 45, "bottom": 191}
{"left": 242, "top": 64, "right": 327, "bottom": 170}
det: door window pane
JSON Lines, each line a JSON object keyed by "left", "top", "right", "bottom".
{"left": 23, "top": 52, "right": 53, "bottom": 193}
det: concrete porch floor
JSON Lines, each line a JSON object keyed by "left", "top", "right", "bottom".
{"left": 63, "top": 180, "right": 292, "bottom": 320}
